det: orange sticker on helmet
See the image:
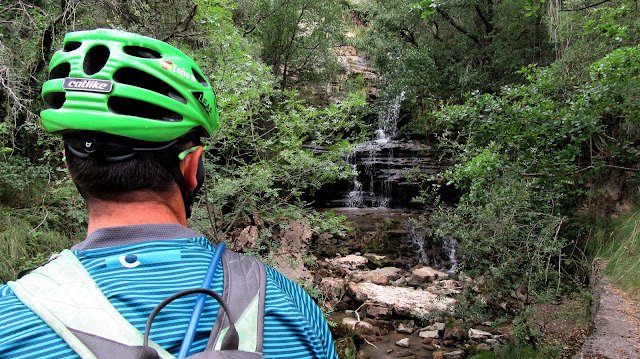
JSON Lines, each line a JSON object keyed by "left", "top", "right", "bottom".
{"left": 159, "top": 60, "right": 174, "bottom": 70}
{"left": 158, "top": 60, "right": 197, "bottom": 83}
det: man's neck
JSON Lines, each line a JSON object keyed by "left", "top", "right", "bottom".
{"left": 86, "top": 190, "right": 187, "bottom": 236}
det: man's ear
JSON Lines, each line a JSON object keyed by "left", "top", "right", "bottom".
{"left": 180, "top": 146, "right": 205, "bottom": 192}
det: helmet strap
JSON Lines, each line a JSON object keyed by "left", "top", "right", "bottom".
{"left": 64, "top": 137, "right": 177, "bottom": 162}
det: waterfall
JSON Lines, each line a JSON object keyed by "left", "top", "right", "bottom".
{"left": 406, "top": 223, "right": 429, "bottom": 264}
{"left": 345, "top": 178, "right": 364, "bottom": 208}
{"left": 378, "top": 91, "right": 405, "bottom": 141}
{"left": 402, "top": 223, "right": 459, "bottom": 272}
{"left": 343, "top": 91, "right": 406, "bottom": 208}
{"left": 442, "top": 236, "right": 459, "bottom": 272}
{"left": 315, "top": 88, "right": 444, "bottom": 209}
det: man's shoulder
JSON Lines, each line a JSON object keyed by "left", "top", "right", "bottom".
{"left": 260, "top": 265, "right": 338, "bottom": 359}
{"left": 0, "top": 284, "right": 72, "bottom": 355}
{"left": 0, "top": 284, "right": 34, "bottom": 322}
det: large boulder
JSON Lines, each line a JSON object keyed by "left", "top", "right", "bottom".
{"left": 396, "top": 320, "right": 414, "bottom": 334}
{"left": 350, "top": 267, "right": 403, "bottom": 285}
{"left": 443, "top": 319, "right": 467, "bottom": 341}
{"left": 425, "top": 322, "right": 445, "bottom": 332}
{"left": 320, "top": 277, "right": 346, "bottom": 299}
{"left": 329, "top": 255, "right": 369, "bottom": 270}
{"left": 342, "top": 318, "right": 380, "bottom": 336}
{"left": 395, "top": 338, "right": 410, "bottom": 348}
{"left": 419, "top": 330, "right": 440, "bottom": 339}
{"left": 347, "top": 282, "right": 455, "bottom": 318}
{"left": 363, "top": 253, "right": 392, "bottom": 268}
{"left": 468, "top": 328, "right": 492, "bottom": 340}
{"left": 272, "top": 219, "right": 313, "bottom": 282}
{"left": 409, "top": 266, "right": 449, "bottom": 286}
{"left": 429, "top": 279, "right": 462, "bottom": 296}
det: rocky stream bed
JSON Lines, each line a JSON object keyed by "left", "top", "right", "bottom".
{"left": 249, "top": 209, "right": 640, "bottom": 359}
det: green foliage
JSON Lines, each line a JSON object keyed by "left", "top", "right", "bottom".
{"left": 308, "top": 210, "right": 354, "bottom": 237}
{"left": 232, "top": 0, "right": 347, "bottom": 89}
{"left": 360, "top": 0, "right": 553, "bottom": 113}
{"left": 0, "top": 214, "right": 74, "bottom": 283}
{"left": 414, "top": 41, "right": 640, "bottom": 310}
{"left": 584, "top": 3, "right": 632, "bottom": 41}
{"left": 523, "top": 0, "right": 546, "bottom": 18}
{"left": 428, "top": 65, "right": 597, "bottom": 212}
{"left": 195, "top": 89, "right": 370, "bottom": 240}
{"left": 0, "top": 155, "right": 50, "bottom": 204}
{"left": 496, "top": 342, "right": 536, "bottom": 359}
{"left": 468, "top": 350, "right": 496, "bottom": 359}
{"left": 0, "top": 155, "right": 84, "bottom": 283}
{"left": 550, "top": 0, "right": 640, "bottom": 86}
{"left": 587, "top": 45, "right": 640, "bottom": 144}
{"left": 429, "top": 175, "right": 570, "bottom": 300}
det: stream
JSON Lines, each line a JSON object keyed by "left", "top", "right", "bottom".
{"left": 312, "top": 93, "right": 455, "bottom": 358}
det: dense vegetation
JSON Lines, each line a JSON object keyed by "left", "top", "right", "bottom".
{"left": 2, "top": 0, "right": 640, "bottom": 355}
{"left": 0, "top": 0, "right": 372, "bottom": 281}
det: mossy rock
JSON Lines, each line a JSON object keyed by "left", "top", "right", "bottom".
{"left": 334, "top": 336, "right": 358, "bottom": 359}
{"left": 330, "top": 321, "right": 364, "bottom": 359}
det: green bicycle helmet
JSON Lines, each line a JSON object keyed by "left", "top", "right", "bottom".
{"left": 41, "top": 28, "right": 219, "bottom": 142}
{"left": 41, "top": 29, "right": 219, "bottom": 218}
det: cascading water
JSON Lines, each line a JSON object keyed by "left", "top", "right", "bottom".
{"left": 401, "top": 222, "right": 459, "bottom": 272}
{"left": 377, "top": 91, "right": 404, "bottom": 142}
{"left": 313, "top": 91, "right": 447, "bottom": 209}
{"left": 405, "top": 223, "right": 430, "bottom": 265}
{"left": 343, "top": 91, "right": 406, "bottom": 208}
{"left": 442, "top": 235, "right": 459, "bottom": 272}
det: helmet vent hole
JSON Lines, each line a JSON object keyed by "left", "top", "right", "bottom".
{"left": 113, "top": 67, "right": 186, "bottom": 104}
{"left": 84, "top": 45, "right": 110, "bottom": 75}
{"left": 44, "top": 92, "right": 66, "bottom": 109}
{"left": 123, "top": 46, "right": 162, "bottom": 59}
{"left": 63, "top": 41, "right": 82, "bottom": 52}
{"left": 108, "top": 96, "right": 183, "bottom": 122}
{"left": 192, "top": 69, "right": 209, "bottom": 87}
{"left": 49, "top": 63, "right": 71, "bottom": 79}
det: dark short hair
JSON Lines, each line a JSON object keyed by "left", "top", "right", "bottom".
{"left": 65, "top": 135, "right": 198, "bottom": 201}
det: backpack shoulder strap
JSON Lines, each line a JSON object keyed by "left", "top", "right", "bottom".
{"left": 206, "top": 251, "right": 266, "bottom": 354}
{"left": 8, "top": 249, "right": 174, "bottom": 359}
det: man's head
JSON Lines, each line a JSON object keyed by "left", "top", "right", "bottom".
{"left": 40, "top": 29, "right": 218, "bottom": 217}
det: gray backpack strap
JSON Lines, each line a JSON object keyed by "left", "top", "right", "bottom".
{"left": 206, "top": 251, "right": 266, "bottom": 354}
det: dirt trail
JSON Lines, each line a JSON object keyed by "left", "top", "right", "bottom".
{"left": 577, "top": 258, "right": 640, "bottom": 359}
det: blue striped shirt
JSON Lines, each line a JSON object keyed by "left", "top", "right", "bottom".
{"left": 0, "top": 225, "right": 337, "bottom": 358}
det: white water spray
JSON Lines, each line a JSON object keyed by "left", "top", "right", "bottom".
{"left": 406, "top": 224, "right": 429, "bottom": 264}
{"left": 442, "top": 236, "right": 459, "bottom": 272}
{"left": 343, "top": 91, "right": 406, "bottom": 208}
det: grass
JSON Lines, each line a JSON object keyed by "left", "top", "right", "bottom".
{"left": 0, "top": 206, "right": 78, "bottom": 284}
{"left": 0, "top": 163, "right": 86, "bottom": 284}
{"left": 586, "top": 209, "right": 640, "bottom": 301}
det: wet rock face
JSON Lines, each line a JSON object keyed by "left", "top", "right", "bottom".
{"left": 313, "top": 140, "right": 453, "bottom": 209}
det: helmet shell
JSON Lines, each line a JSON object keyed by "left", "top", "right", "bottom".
{"left": 41, "top": 29, "right": 219, "bottom": 142}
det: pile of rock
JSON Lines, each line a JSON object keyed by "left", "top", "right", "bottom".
{"left": 418, "top": 322, "right": 507, "bottom": 359}
{"left": 319, "top": 253, "right": 509, "bottom": 358}
{"left": 320, "top": 253, "right": 459, "bottom": 319}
